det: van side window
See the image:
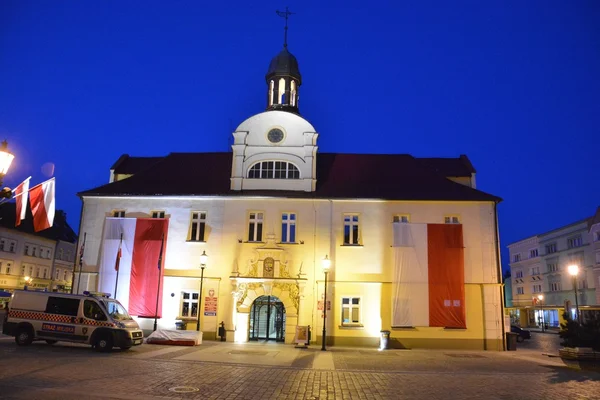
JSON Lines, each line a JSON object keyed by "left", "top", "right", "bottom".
{"left": 45, "top": 297, "right": 80, "bottom": 316}
{"left": 84, "top": 300, "right": 107, "bottom": 321}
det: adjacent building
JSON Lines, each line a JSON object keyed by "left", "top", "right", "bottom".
{"left": 0, "top": 204, "right": 77, "bottom": 304}
{"left": 75, "top": 39, "right": 505, "bottom": 350}
{"left": 507, "top": 209, "right": 600, "bottom": 329}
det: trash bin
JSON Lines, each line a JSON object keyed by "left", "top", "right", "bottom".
{"left": 379, "top": 330, "right": 391, "bottom": 350}
{"left": 175, "top": 320, "right": 186, "bottom": 330}
{"left": 506, "top": 332, "right": 518, "bottom": 351}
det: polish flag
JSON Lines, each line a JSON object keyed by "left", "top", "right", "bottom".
{"left": 14, "top": 177, "right": 30, "bottom": 227}
{"left": 97, "top": 217, "right": 168, "bottom": 317}
{"left": 29, "top": 178, "right": 55, "bottom": 232}
{"left": 391, "top": 223, "right": 466, "bottom": 328}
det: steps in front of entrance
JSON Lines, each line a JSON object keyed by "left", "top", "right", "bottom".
{"left": 127, "top": 341, "right": 336, "bottom": 369}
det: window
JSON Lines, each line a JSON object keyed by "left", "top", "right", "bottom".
{"left": 545, "top": 243, "right": 557, "bottom": 254}
{"left": 58, "top": 249, "right": 64, "bottom": 260}
{"left": 189, "top": 212, "right": 207, "bottom": 242}
{"left": 533, "top": 284, "right": 542, "bottom": 293}
{"left": 531, "top": 267, "right": 540, "bottom": 275}
{"left": 513, "top": 254, "right": 521, "bottom": 262}
{"left": 0, "top": 239, "right": 4, "bottom": 251}
{"left": 393, "top": 215, "right": 410, "bottom": 223}
{"left": 516, "top": 287, "right": 524, "bottom": 295}
{"left": 29, "top": 266, "right": 33, "bottom": 276}
{"left": 341, "top": 297, "right": 361, "bottom": 326}
{"left": 5, "top": 266, "right": 10, "bottom": 275}
{"left": 83, "top": 300, "right": 107, "bottom": 320}
{"left": 596, "top": 251, "right": 600, "bottom": 264}
{"left": 578, "top": 279, "right": 588, "bottom": 290}
{"left": 55, "top": 269, "right": 60, "bottom": 280}
{"left": 567, "top": 236, "right": 583, "bottom": 249}
{"left": 550, "top": 282, "right": 561, "bottom": 292}
{"left": 24, "top": 245, "right": 29, "bottom": 256}
{"left": 45, "top": 296, "right": 80, "bottom": 316}
{"left": 248, "top": 212, "right": 264, "bottom": 242}
{"left": 515, "top": 270, "right": 523, "bottom": 278}
{"left": 529, "top": 249, "right": 538, "bottom": 258}
{"left": 8, "top": 241, "right": 15, "bottom": 252}
{"left": 112, "top": 210, "right": 125, "bottom": 218}
{"left": 248, "top": 161, "right": 300, "bottom": 179}
{"left": 343, "top": 214, "right": 360, "bottom": 245}
{"left": 180, "top": 292, "right": 199, "bottom": 318}
{"left": 43, "top": 268, "right": 47, "bottom": 279}
{"left": 281, "top": 213, "right": 296, "bottom": 243}
{"left": 444, "top": 216, "right": 460, "bottom": 224}
{"left": 595, "top": 232, "right": 600, "bottom": 242}
{"left": 32, "top": 246, "right": 38, "bottom": 257}
{"left": 547, "top": 263, "right": 558, "bottom": 273}
{"left": 64, "top": 270, "right": 68, "bottom": 281}
{"left": 151, "top": 211, "right": 165, "bottom": 218}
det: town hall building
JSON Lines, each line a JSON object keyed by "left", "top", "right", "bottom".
{"left": 75, "top": 35, "right": 505, "bottom": 350}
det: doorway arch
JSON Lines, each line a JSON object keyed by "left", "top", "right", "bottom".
{"left": 249, "top": 295, "right": 286, "bottom": 342}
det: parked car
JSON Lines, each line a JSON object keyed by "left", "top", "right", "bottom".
{"left": 511, "top": 325, "right": 531, "bottom": 342}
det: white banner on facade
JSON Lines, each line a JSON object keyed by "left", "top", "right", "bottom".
{"left": 391, "top": 223, "right": 429, "bottom": 327}
{"left": 97, "top": 218, "right": 136, "bottom": 311}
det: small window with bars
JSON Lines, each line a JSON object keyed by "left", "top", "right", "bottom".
{"left": 181, "top": 292, "right": 199, "bottom": 318}
{"left": 341, "top": 297, "right": 361, "bottom": 326}
{"left": 444, "top": 216, "right": 460, "bottom": 224}
{"left": 393, "top": 215, "right": 410, "bottom": 223}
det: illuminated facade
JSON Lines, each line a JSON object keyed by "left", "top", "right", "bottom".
{"left": 507, "top": 210, "right": 600, "bottom": 330}
{"left": 77, "top": 44, "right": 505, "bottom": 350}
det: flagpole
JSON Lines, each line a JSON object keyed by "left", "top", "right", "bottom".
{"left": 153, "top": 233, "right": 165, "bottom": 332}
{"left": 76, "top": 232, "right": 86, "bottom": 294}
{"left": 114, "top": 233, "right": 123, "bottom": 299}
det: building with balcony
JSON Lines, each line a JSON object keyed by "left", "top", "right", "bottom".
{"left": 0, "top": 204, "right": 77, "bottom": 304}
{"left": 507, "top": 211, "right": 599, "bottom": 329}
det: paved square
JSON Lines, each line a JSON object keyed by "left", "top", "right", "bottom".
{"left": 0, "top": 337, "right": 598, "bottom": 399}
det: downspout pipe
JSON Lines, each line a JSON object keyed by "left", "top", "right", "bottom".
{"left": 494, "top": 201, "right": 507, "bottom": 351}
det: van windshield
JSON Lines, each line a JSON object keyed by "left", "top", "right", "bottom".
{"left": 101, "top": 300, "right": 133, "bottom": 321}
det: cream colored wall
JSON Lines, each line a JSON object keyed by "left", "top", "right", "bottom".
{"left": 79, "top": 196, "right": 501, "bottom": 347}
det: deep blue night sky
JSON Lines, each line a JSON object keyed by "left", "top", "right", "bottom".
{"left": 1, "top": 1, "right": 599, "bottom": 272}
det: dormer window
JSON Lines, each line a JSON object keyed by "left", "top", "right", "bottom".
{"left": 248, "top": 161, "right": 300, "bottom": 179}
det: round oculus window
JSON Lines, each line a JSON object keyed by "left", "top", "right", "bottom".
{"left": 267, "top": 128, "right": 284, "bottom": 143}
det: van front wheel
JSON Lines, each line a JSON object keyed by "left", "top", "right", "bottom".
{"left": 94, "top": 334, "right": 114, "bottom": 352}
{"left": 15, "top": 327, "right": 33, "bottom": 346}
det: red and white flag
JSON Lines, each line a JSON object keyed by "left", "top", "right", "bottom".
{"left": 29, "top": 178, "right": 55, "bottom": 232}
{"left": 13, "top": 177, "right": 31, "bottom": 227}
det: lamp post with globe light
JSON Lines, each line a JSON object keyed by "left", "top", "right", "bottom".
{"left": 537, "top": 294, "right": 544, "bottom": 332}
{"left": 0, "top": 140, "right": 15, "bottom": 198}
{"left": 568, "top": 264, "right": 582, "bottom": 324}
{"left": 196, "top": 250, "right": 208, "bottom": 332}
{"left": 23, "top": 276, "right": 33, "bottom": 290}
{"left": 321, "top": 255, "right": 331, "bottom": 351}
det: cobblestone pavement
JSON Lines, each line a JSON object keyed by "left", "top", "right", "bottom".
{"left": 517, "top": 331, "right": 562, "bottom": 354}
{"left": 0, "top": 337, "right": 599, "bottom": 400}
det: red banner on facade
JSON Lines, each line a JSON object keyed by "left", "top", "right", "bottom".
{"left": 129, "top": 218, "right": 168, "bottom": 318}
{"left": 427, "top": 224, "right": 466, "bottom": 328}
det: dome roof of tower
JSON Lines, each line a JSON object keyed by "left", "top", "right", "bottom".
{"left": 266, "top": 48, "right": 302, "bottom": 83}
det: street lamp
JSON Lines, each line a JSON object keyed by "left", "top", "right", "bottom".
{"left": 196, "top": 250, "right": 208, "bottom": 332}
{"left": 321, "top": 255, "right": 331, "bottom": 351}
{"left": 23, "top": 276, "right": 33, "bottom": 290}
{"left": 568, "top": 264, "right": 582, "bottom": 324}
{"left": 0, "top": 140, "right": 15, "bottom": 198}
{"left": 537, "top": 294, "right": 544, "bottom": 332}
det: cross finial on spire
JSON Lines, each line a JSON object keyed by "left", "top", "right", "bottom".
{"left": 276, "top": 7, "right": 295, "bottom": 49}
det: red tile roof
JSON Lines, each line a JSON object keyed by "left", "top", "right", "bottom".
{"left": 79, "top": 152, "right": 501, "bottom": 202}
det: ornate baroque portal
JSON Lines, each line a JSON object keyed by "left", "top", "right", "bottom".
{"left": 231, "top": 233, "right": 306, "bottom": 343}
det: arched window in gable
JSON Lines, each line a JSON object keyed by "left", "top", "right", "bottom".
{"left": 248, "top": 161, "right": 300, "bottom": 179}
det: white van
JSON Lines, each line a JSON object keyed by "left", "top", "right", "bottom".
{"left": 2, "top": 290, "right": 143, "bottom": 352}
